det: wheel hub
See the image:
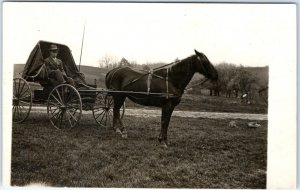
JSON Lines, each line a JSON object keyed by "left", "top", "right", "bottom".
{"left": 105, "top": 105, "right": 111, "bottom": 111}
{"left": 13, "top": 98, "right": 19, "bottom": 106}
{"left": 60, "top": 104, "right": 67, "bottom": 111}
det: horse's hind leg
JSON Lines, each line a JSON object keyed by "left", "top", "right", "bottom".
{"left": 112, "top": 95, "right": 126, "bottom": 138}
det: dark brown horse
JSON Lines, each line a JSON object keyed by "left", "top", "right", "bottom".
{"left": 105, "top": 50, "right": 218, "bottom": 147}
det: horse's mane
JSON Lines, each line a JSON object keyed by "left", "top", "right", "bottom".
{"left": 151, "top": 54, "right": 197, "bottom": 78}
{"left": 169, "top": 55, "right": 196, "bottom": 74}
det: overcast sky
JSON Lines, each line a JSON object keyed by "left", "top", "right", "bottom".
{"left": 3, "top": 2, "right": 296, "bottom": 67}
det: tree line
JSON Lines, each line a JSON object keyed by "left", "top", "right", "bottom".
{"left": 98, "top": 54, "right": 138, "bottom": 69}
{"left": 209, "top": 63, "right": 259, "bottom": 97}
{"left": 197, "top": 63, "right": 268, "bottom": 104}
{"left": 98, "top": 54, "right": 167, "bottom": 71}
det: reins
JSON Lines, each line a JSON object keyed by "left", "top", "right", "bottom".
{"left": 184, "top": 78, "right": 209, "bottom": 91}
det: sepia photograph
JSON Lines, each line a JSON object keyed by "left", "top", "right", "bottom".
{"left": 2, "top": 2, "right": 296, "bottom": 189}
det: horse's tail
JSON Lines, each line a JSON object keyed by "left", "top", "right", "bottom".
{"left": 105, "top": 69, "right": 113, "bottom": 89}
{"left": 105, "top": 67, "right": 123, "bottom": 89}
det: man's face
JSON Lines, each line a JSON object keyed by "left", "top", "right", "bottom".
{"left": 49, "top": 50, "right": 58, "bottom": 58}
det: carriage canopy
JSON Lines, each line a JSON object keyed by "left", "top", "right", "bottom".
{"left": 22, "top": 40, "right": 85, "bottom": 84}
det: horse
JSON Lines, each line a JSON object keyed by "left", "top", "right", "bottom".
{"left": 105, "top": 50, "right": 218, "bottom": 147}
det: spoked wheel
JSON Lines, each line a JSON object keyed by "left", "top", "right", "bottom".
{"left": 92, "top": 93, "right": 125, "bottom": 127}
{"left": 47, "top": 84, "right": 82, "bottom": 129}
{"left": 13, "top": 78, "right": 32, "bottom": 123}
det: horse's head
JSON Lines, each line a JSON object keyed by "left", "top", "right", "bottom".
{"left": 194, "top": 50, "right": 218, "bottom": 82}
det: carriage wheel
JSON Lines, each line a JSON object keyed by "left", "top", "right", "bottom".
{"left": 47, "top": 84, "right": 82, "bottom": 129}
{"left": 92, "top": 93, "right": 125, "bottom": 128}
{"left": 13, "top": 78, "right": 32, "bottom": 123}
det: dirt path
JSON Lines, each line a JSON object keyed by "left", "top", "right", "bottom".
{"left": 31, "top": 107, "right": 267, "bottom": 120}
{"left": 126, "top": 109, "right": 267, "bottom": 120}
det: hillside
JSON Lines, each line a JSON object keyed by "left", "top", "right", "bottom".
{"left": 77, "top": 65, "right": 108, "bottom": 87}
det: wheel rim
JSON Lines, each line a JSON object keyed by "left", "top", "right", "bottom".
{"left": 92, "top": 93, "right": 125, "bottom": 127}
{"left": 12, "top": 78, "right": 32, "bottom": 123}
{"left": 47, "top": 84, "right": 82, "bottom": 129}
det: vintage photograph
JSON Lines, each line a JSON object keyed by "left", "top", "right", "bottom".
{"left": 2, "top": 2, "right": 296, "bottom": 189}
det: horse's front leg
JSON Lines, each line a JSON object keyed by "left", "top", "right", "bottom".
{"left": 159, "top": 103, "right": 175, "bottom": 148}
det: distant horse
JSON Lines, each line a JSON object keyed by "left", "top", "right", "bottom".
{"left": 105, "top": 50, "right": 218, "bottom": 147}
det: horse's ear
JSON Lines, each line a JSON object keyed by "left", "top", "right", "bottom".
{"left": 194, "top": 49, "right": 201, "bottom": 56}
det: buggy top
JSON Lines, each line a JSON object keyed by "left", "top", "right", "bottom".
{"left": 22, "top": 40, "right": 86, "bottom": 85}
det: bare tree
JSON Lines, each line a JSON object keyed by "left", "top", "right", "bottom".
{"left": 235, "top": 66, "right": 257, "bottom": 95}
{"left": 213, "top": 63, "right": 238, "bottom": 97}
{"left": 174, "top": 57, "right": 180, "bottom": 62}
{"left": 142, "top": 64, "right": 151, "bottom": 71}
{"left": 98, "top": 54, "right": 118, "bottom": 69}
{"left": 130, "top": 60, "right": 138, "bottom": 68}
{"left": 119, "top": 57, "right": 131, "bottom": 67}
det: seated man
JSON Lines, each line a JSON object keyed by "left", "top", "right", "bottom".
{"left": 44, "top": 44, "right": 75, "bottom": 87}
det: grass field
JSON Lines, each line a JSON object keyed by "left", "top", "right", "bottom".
{"left": 126, "top": 94, "right": 268, "bottom": 114}
{"left": 11, "top": 112, "right": 267, "bottom": 188}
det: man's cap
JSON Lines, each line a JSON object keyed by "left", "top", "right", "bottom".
{"left": 48, "top": 44, "right": 59, "bottom": 51}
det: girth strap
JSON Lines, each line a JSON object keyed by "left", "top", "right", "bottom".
{"left": 166, "top": 68, "right": 169, "bottom": 99}
{"left": 147, "top": 69, "right": 153, "bottom": 95}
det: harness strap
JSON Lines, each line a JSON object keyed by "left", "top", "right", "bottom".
{"left": 147, "top": 69, "right": 153, "bottom": 95}
{"left": 138, "top": 68, "right": 165, "bottom": 80}
{"left": 116, "top": 61, "right": 178, "bottom": 97}
{"left": 123, "top": 73, "right": 147, "bottom": 89}
{"left": 152, "top": 59, "right": 179, "bottom": 71}
{"left": 166, "top": 68, "right": 169, "bottom": 99}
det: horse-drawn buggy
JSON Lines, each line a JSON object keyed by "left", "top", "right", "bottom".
{"left": 13, "top": 40, "right": 218, "bottom": 146}
{"left": 13, "top": 40, "right": 125, "bottom": 129}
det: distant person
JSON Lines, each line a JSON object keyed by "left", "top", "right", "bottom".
{"left": 44, "top": 44, "right": 75, "bottom": 87}
{"left": 241, "top": 92, "right": 251, "bottom": 104}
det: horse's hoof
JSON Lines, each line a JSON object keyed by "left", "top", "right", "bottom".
{"left": 157, "top": 142, "right": 168, "bottom": 148}
{"left": 121, "top": 133, "right": 128, "bottom": 139}
{"left": 115, "top": 128, "right": 122, "bottom": 135}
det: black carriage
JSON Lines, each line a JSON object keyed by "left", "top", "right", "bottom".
{"left": 13, "top": 41, "right": 124, "bottom": 129}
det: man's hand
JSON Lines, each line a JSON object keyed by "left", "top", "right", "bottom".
{"left": 62, "top": 71, "right": 67, "bottom": 77}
